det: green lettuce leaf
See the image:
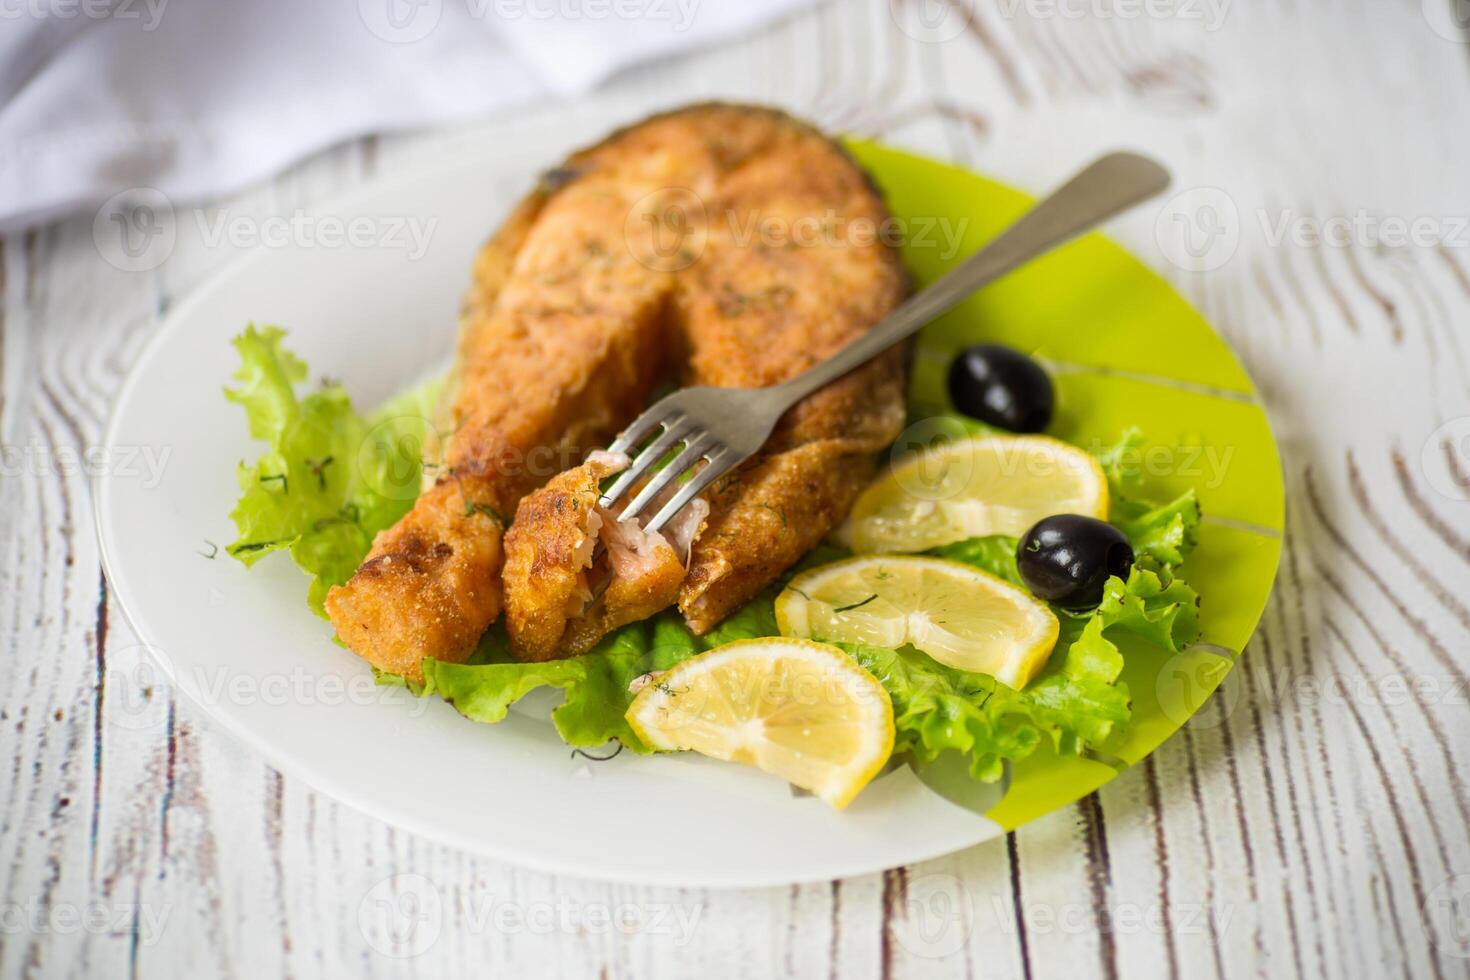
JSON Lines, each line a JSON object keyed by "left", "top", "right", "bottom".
{"left": 927, "top": 535, "right": 1022, "bottom": 586}
{"left": 921, "top": 537, "right": 1202, "bottom": 764}
{"left": 414, "top": 614, "right": 709, "bottom": 752}
{"left": 1095, "top": 426, "right": 1147, "bottom": 496}
{"left": 403, "top": 548, "right": 856, "bottom": 753}
{"left": 842, "top": 644, "right": 1038, "bottom": 782}
{"left": 1114, "top": 490, "right": 1201, "bottom": 566}
{"left": 224, "top": 325, "right": 443, "bottom": 613}
{"left": 421, "top": 647, "right": 654, "bottom": 751}
{"left": 1094, "top": 427, "right": 1203, "bottom": 567}
{"left": 225, "top": 340, "right": 1209, "bottom": 787}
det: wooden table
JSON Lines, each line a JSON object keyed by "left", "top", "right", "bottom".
{"left": 4, "top": 1, "right": 1468, "bottom": 976}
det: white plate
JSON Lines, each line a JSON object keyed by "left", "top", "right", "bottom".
{"left": 96, "top": 121, "right": 1004, "bottom": 888}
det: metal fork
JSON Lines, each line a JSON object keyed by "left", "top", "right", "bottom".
{"left": 598, "top": 151, "right": 1172, "bottom": 531}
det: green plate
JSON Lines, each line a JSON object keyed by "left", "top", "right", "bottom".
{"left": 848, "top": 141, "right": 1284, "bottom": 829}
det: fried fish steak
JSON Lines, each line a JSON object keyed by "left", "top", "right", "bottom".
{"left": 500, "top": 104, "right": 909, "bottom": 660}
{"left": 501, "top": 452, "right": 708, "bottom": 661}
{"left": 324, "top": 156, "right": 674, "bottom": 681}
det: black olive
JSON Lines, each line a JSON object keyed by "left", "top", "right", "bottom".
{"left": 1016, "top": 515, "right": 1135, "bottom": 609}
{"left": 947, "top": 344, "right": 1054, "bottom": 433}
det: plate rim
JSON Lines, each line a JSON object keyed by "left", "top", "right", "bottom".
{"left": 93, "top": 133, "right": 1280, "bottom": 887}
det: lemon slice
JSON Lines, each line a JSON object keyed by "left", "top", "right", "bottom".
{"left": 844, "top": 434, "right": 1108, "bottom": 554}
{"left": 625, "top": 638, "right": 894, "bottom": 809}
{"left": 775, "top": 556, "right": 1059, "bottom": 690}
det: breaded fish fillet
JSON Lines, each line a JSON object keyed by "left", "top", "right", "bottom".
{"left": 501, "top": 105, "right": 909, "bottom": 661}
{"left": 325, "top": 156, "right": 674, "bottom": 680}
{"left": 501, "top": 452, "right": 707, "bottom": 661}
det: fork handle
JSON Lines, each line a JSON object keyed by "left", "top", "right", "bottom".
{"left": 774, "top": 151, "right": 1171, "bottom": 403}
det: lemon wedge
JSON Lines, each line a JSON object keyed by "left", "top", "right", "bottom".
{"left": 775, "top": 556, "right": 1059, "bottom": 690}
{"left": 625, "top": 638, "right": 894, "bottom": 809}
{"left": 844, "top": 434, "right": 1108, "bottom": 554}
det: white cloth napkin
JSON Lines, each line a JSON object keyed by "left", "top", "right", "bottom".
{"left": 0, "top": 0, "right": 817, "bottom": 232}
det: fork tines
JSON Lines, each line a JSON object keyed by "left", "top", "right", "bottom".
{"left": 599, "top": 411, "right": 725, "bottom": 533}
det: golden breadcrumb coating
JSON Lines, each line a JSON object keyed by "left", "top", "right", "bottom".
{"left": 330, "top": 103, "right": 908, "bottom": 676}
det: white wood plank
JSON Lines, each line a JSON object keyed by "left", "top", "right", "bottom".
{"left": 3, "top": 1, "right": 1470, "bottom": 977}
